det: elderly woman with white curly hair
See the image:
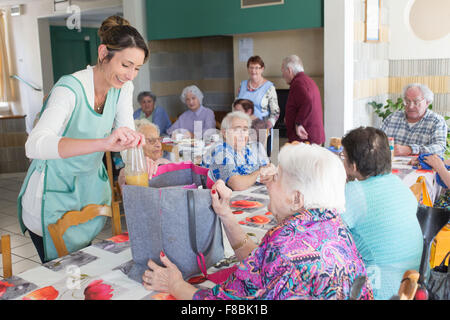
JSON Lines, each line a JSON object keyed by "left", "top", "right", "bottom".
{"left": 142, "top": 143, "right": 373, "bottom": 300}
{"left": 202, "top": 111, "right": 270, "bottom": 191}
{"left": 166, "top": 85, "right": 216, "bottom": 139}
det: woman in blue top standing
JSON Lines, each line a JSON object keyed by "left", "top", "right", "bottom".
{"left": 237, "top": 56, "right": 280, "bottom": 152}
{"left": 17, "top": 16, "right": 149, "bottom": 263}
{"left": 340, "top": 126, "right": 423, "bottom": 299}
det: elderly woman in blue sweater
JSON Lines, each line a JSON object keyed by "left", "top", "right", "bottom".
{"left": 340, "top": 126, "right": 423, "bottom": 300}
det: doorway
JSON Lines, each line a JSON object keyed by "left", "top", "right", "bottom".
{"left": 50, "top": 25, "right": 100, "bottom": 83}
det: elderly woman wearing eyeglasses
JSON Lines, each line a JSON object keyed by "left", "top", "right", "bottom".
{"left": 118, "top": 119, "right": 170, "bottom": 186}
{"left": 236, "top": 56, "right": 280, "bottom": 130}
{"left": 142, "top": 143, "right": 373, "bottom": 300}
{"left": 202, "top": 111, "right": 270, "bottom": 191}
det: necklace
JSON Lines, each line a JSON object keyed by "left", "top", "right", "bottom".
{"left": 94, "top": 103, "right": 105, "bottom": 114}
{"left": 248, "top": 79, "right": 263, "bottom": 91}
{"left": 94, "top": 93, "right": 107, "bottom": 114}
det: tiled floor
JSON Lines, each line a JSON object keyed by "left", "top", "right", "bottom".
{"left": 0, "top": 172, "right": 127, "bottom": 280}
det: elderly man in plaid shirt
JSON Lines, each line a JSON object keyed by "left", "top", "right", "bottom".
{"left": 381, "top": 83, "right": 448, "bottom": 157}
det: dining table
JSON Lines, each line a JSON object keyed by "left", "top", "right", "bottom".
{"left": 2, "top": 156, "right": 442, "bottom": 300}
{"left": 0, "top": 184, "right": 272, "bottom": 300}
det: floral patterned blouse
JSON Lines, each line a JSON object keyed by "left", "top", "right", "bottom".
{"left": 202, "top": 141, "right": 269, "bottom": 184}
{"left": 193, "top": 208, "right": 373, "bottom": 300}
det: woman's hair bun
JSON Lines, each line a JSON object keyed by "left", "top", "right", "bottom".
{"left": 98, "top": 15, "right": 130, "bottom": 43}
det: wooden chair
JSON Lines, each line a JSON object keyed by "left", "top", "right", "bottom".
{"left": 1, "top": 234, "right": 12, "bottom": 278}
{"left": 105, "top": 151, "right": 123, "bottom": 236}
{"left": 47, "top": 204, "right": 112, "bottom": 258}
{"left": 397, "top": 270, "right": 420, "bottom": 300}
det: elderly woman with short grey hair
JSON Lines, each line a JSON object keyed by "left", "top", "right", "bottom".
{"left": 166, "top": 85, "right": 216, "bottom": 139}
{"left": 133, "top": 91, "right": 172, "bottom": 135}
{"left": 202, "top": 111, "right": 269, "bottom": 191}
{"left": 142, "top": 143, "right": 373, "bottom": 300}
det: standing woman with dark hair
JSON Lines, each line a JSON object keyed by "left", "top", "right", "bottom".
{"left": 17, "top": 16, "right": 149, "bottom": 263}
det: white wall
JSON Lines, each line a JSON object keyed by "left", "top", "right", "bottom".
{"left": 1, "top": 0, "right": 125, "bottom": 132}
{"left": 123, "top": 0, "right": 151, "bottom": 111}
{"left": 389, "top": 0, "right": 450, "bottom": 60}
{"left": 323, "top": 0, "right": 354, "bottom": 143}
{"left": 3, "top": 0, "right": 53, "bottom": 131}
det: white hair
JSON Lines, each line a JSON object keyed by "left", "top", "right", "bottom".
{"left": 278, "top": 143, "right": 346, "bottom": 212}
{"left": 134, "top": 118, "right": 160, "bottom": 136}
{"left": 282, "top": 54, "right": 304, "bottom": 75}
{"left": 403, "top": 83, "right": 434, "bottom": 104}
{"left": 221, "top": 111, "right": 252, "bottom": 131}
{"left": 180, "top": 85, "right": 204, "bottom": 105}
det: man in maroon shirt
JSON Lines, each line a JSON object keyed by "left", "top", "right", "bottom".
{"left": 281, "top": 55, "right": 325, "bottom": 145}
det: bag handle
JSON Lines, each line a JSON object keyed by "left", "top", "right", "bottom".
{"left": 187, "top": 190, "right": 219, "bottom": 257}
{"left": 187, "top": 190, "right": 198, "bottom": 254}
{"left": 437, "top": 251, "right": 450, "bottom": 271}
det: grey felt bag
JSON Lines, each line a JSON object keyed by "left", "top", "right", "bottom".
{"left": 427, "top": 251, "right": 450, "bottom": 300}
{"left": 122, "top": 163, "right": 224, "bottom": 283}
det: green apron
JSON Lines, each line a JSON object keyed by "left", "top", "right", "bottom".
{"left": 17, "top": 75, "right": 120, "bottom": 261}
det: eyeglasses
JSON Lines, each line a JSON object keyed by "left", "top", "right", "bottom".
{"left": 404, "top": 98, "right": 425, "bottom": 107}
{"left": 338, "top": 151, "right": 346, "bottom": 161}
{"left": 248, "top": 66, "right": 262, "bottom": 71}
{"left": 228, "top": 127, "right": 249, "bottom": 134}
{"left": 145, "top": 137, "right": 162, "bottom": 145}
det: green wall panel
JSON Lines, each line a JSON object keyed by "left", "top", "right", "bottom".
{"left": 146, "top": 0, "right": 323, "bottom": 40}
{"left": 50, "top": 26, "right": 100, "bottom": 83}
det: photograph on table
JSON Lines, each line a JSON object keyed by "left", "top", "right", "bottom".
{"left": 43, "top": 251, "right": 98, "bottom": 273}
{"left": 22, "top": 273, "right": 129, "bottom": 300}
{"left": 112, "top": 259, "right": 135, "bottom": 276}
{"left": 92, "top": 234, "right": 131, "bottom": 254}
{"left": 248, "top": 185, "right": 270, "bottom": 196}
{"left": 238, "top": 212, "right": 277, "bottom": 230}
{"left": 0, "top": 276, "right": 38, "bottom": 300}
{"left": 230, "top": 194, "right": 269, "bottom": 213}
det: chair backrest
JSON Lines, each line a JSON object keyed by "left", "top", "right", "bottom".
{"left": 397, "top": 270, "right": 420, "bottom": 300}
{"left": 105, "top": 151, "right": 122, "bottom": 202}
{"left": 1, "top": 234, "right": 12, "bottom": 278}
{"left": 105, "top": 151, "right": 123, "bottom": 236}
{"left": 47, "top": 204, "right": 112, "bottom": 258}
{"left": 416, "top": 206, "right": 450, "bottom": 284}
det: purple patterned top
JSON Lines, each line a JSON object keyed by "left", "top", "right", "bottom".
{"left": 193, "top": 208, "right": 373, "bottom": 300}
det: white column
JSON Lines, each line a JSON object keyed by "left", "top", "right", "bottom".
{"left": 123, "top": 0, "right": 151, "bottom": 111}
{"left": 323, "top": 0, "right": 354, "bottom": 144}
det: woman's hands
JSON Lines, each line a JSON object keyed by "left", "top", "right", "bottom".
{"left": 211, "top": 180, "right": 233, "bottom": 219}
{"left": 142, "top": 251, "right": 197, "bottom": 300}
{"left": 146, "top": 157, "right": 159, "bottom": 179}
{"left": 142, "top": 252, "right": 184, "bottom": 293}
{"left": 423, "top": 154, "right": 446, "bottom": 171}
{"left": 259, "top": 163, "right": 278, "bottom": 185}
{"left": 104, "top": 127, "right": 145, "bottom": 152}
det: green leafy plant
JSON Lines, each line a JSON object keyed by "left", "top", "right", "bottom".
{"left": 368, "top": 97, "right": 405, "bottom": 121}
